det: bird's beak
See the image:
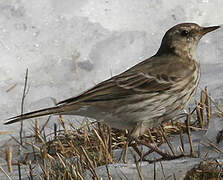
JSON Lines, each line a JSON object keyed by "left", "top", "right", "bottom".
{"left": 201, "top": 25, "right": 220, "bottom": 35}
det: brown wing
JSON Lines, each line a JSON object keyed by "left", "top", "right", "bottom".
{"left": 57, "top": 55, "right": 191, "bottom": 105}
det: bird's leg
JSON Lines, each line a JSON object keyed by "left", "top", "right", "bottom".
{"left": 130, "top": 122, "right": 171, "bottom": 159}
{"left": 126, "top": 130, "right": 143, "bottom": 161}
{"left": 120, "top": 126, "right": 144, "bottom": 163}
{"left": 137, "top": 139, "right": 171, "bottom": 159}
{"left": 122, "top": 131, "right": 130, "bottom": 163}
{"left": 183, "top": 109, "right": 192, "bottom": 116}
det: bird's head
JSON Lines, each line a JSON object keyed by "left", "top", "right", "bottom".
{"left": 156, "top": 23, "right": 220, "bottom": 59}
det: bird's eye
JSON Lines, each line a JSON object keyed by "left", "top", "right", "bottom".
{"left": 181, "top": 30, "right": 189, "bottom": 37}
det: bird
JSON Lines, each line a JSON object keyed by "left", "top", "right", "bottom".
{"left": 4, "top": 23, "right": 220, "bottom": 138}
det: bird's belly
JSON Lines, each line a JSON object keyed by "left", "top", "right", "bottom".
{"left": 103, "top": 93, "right": 173, "bottom": 129}
{"left": 109, "top": 77, "right": 200, "bottom": 129}
{"left": 164, "top": 70, "right": 200, "bottom": 118}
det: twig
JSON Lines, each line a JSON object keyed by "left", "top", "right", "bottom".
{"left": 153, "top": 162, "right": 156, "bottom": 180}
{"left": 40, "top": 116, "right": 51, "bottom": 134}
{"left": 131, "top": 150, "right": 144, "bottom": 180}
{"left": 105, "top": 163, "right": 112, "bottom": 180}
{"left": 93, "top": 128, "right": 113, "bottom": 163}
{"left": 160, "top": 126, "right": 176, "bottom": 156}
{"left": 186, "top": 114, "right": 195, "bottom": 157}
{"left": 28, "top": 161, "right": 34, "bottom": 180}
{"left": 5, "top": 144, "right": 12, "bottom": 173}
{"left": 179, "top": 129, "right": 185, "bottom": 155}
{"left": 200, "top": 90, "right": 206, "bottom": 126}
{"left": 0, "top": 165, "right": 12, "bottom": 180}
{"left": 80, "top": 146, "right": 99, "bottom": 179}
{"left": 202, "top": 139, "right": 223, "bottom": 153}
{"left": 18, "top": 162, "right": 21, "bottom": 180}
{"left": 159, "top": 161, "right": 166, "bottom": 179}
{"left": 20, "top": 68, "right": 29, "bottom": 146}
{"left": 148, "top": 129, "right": 155, "bottom": 144}
{"left": 195, "top": 100, "right": 203, "bottom": 128}
{"left": 205, "top": 87, "right": 211, "bottom": 124}
{"left": 138, "top": 139, "right": 171, "bottom": 159}
{"left": 123, "top": 138, "right": 129, "bottom": 163}
{"left": 108, "top": 126, "right": 112, "bottom": 155}
{"left": 6, "top": 83, "right": 17, "bottom": 93}
{"left": 10, "top": 135, "right": 28, "bottom": 150}
{"left": 203, "top": 90, "right": 222, "bottom": 114}
{"left": 54, "top": 123, "right": 57, "bottom": 139}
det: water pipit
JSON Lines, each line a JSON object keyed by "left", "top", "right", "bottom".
{"left": 5, "top": 23, "right": 220, "bottom": 139}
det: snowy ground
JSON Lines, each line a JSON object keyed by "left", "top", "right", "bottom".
{"left": 0, "top": 0, "right": 223, "bottom": 179}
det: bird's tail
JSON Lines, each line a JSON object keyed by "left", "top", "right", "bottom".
{"left": 4, "top": 106, "right": 65, "bottom": 125}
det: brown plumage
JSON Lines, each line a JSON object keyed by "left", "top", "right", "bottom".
{"left": 5, "top": 23, "right": 220, "bottom": 137}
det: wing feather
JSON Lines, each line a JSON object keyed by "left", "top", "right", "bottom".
{"left": 57, "top": 55, "right": 192, "bottom": 105}
{"left": 57, "top": 73, "right": 178, "bottom": 105}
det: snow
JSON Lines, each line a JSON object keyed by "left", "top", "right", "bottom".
{"left": 0, "top": 0, "right": 223, "bottom": 179}
{"left": 84, "top": 159, "right": 201, "bottom": 179}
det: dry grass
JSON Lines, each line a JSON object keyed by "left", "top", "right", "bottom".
{"left": 1, "top": 87, "right": 223, "bottom": 179}
{"left": 184, "top": 160, "right": 223, "bottom": 180}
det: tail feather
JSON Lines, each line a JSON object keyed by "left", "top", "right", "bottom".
{"left": 4, "top": 106, "right": 64, "bottom": 125}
